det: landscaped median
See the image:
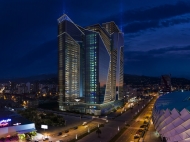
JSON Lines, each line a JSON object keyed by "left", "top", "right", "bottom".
{"left": 109, "top": 124, "right": 130, "bottom": 142}
{"left": 68, "top": 124, "right": 105, "bottom": 142}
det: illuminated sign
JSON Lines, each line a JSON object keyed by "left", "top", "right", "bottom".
{"left": 41, "top": 125, "right": 48, "bottom": 129}
{"left": 13, "top": 123, "right": 21, "bottom": 126}
{"left": 0, "top": 119, "right": 11, "bottom": 127}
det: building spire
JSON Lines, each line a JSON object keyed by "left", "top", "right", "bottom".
{"left": 57, "top": 14, "right": 74, "bottom": 24}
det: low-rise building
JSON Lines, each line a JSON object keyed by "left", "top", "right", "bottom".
{"left": 0, "top": 109, "right": 36, "bottom": 138}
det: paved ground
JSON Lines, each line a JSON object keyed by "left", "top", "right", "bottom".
{"left": 32, "top": 97, "right": 156, "bottom": 142}
{"left": 116, "top": 96, "right": 161, "bottom": 142}
{"left": 143, "top": 120, "right": 161, "bottom": 142}
{"left": 116, "top": 99, "right": 154, "bottom": 142}
{"left": 78, "top": 99, "right": 151, "bottom": 142}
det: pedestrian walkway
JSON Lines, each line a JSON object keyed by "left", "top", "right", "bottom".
{"left": 143, "top": 120, "right": 161, "bottom": 142}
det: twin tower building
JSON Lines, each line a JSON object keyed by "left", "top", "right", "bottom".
{"left": 58, "top": 14, "right": 124, "bottom": 114}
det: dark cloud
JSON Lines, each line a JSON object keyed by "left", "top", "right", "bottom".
{"left": 16, "top": 39, "right": 57, "bottom": 68}
{"left": 124, "top": 46, "right": 190, "bottom": 78}
{"left": 160, "top": 17, "right": 190, "bottom": 27}
{"left": 124, "top": 20, "right": 159, "bottom": 33}
{"left": 0, "top": 39, "right": 57, "bottom": 78}
{"left": 101, "top": 1, "right": 190, "bottom": 33}
{"left": 123, "top": 1, "right": 190, "bottom": 22}
{"left": 126, "top": 45, "right": 190, "bottom": 60}
{"left": 0, "top": 0, "right": 190, "bottom": 78}
{"left": 123, "top": 16, "right": 190, "bottom": 33}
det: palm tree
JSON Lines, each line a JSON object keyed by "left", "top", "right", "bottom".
{"left": 96, "top": 128, "right": 101, "bottom": 138}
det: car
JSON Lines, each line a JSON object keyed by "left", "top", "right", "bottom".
{"left": 140, "top": 124, "right": 147, "bottom": 128}
{"left": 73, "top": 126, "right": 78, "bottom": 130}
{"left": 57, "top": 132, "right": 62, "bottom": 136}
{"left": 56, "top": 140, "right": 63, "bottom": 142}
{"left": 65, "top": 130, "right": 69, "bottom": 133}
{"left": 43, "top": 138, "right": 49, "bottom": 141}
{"left": 82, "top": 122, "right": 87, "bottom": 126}
{"left": 61, "top": 134, "right": 68, "bottom": 137}
{"left": 134, "top": 134, "right": 140, "bottom": 139}
{"left": 84, "top": 125, "right": 88, "bottom": 128}
{"left": 137, "top": 129, "right": 144, "bottom": 133}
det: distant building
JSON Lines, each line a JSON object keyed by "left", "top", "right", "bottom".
{"left": 26, "top": 82, "right": 30, "bottom": 93}
{"left": 58, "top": 14, "right": 124, "bottom": 114}
{"left": 160, "top": 74, "right": 171, "bottom": 93}
{"left": 31, "top": 82, "right": 39, "bottom": 93}
{"left": 17, "top": 83, "right": 28, "bottom": 94}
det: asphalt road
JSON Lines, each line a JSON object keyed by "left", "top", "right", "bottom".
{"left": 116, "top": 97, "right": 157, "bottom": 142}
{"left": 78, "top": 98, "right": 153, "bottom": 142}
{"left": 33, "top": 97, "right": 154, "bottom": 142}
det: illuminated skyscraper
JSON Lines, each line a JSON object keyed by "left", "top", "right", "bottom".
{"left": 58, "top": 14, "right": 124, "bottom": 113}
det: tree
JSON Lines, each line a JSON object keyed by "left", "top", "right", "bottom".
{"left": 96, "top": 128, "right": 101, "bottom": 138}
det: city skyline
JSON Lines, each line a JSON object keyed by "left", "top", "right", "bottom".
{"left": 0, "top": 0, "right": 190, "bottom": 79}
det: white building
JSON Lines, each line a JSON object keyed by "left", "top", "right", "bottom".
{"left": 0, "top": 109, "right": 36, "bottom": 138}
{"left": 152, "top": 91, "right": 190, "bottom": 142}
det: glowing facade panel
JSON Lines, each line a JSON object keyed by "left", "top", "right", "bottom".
{"left": 64, "top": 34, "right": 80, "bottom": 101}
{"left": 58, "top": 17, "right": 82, "bottom": 110}
{"left": 110, "top": 32, "right": 124, "bottom": 100}
{"left": 84, "top": 31, "right": 99, "bottom": 104}
{"left": 98, "top": 35, "right": 110, "bottom": 103}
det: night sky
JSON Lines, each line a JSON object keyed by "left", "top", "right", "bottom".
{"left": 0, "top": 0, "right": 190, "bottom": 79}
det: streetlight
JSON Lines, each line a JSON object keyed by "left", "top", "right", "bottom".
{"left": 65, "top": 120, "right": 67, "bottom": 126}
{"left": 75, "top": 98, "right": 80, "bottom": 104}
{"left": 13, "top": 123, "right": 21, "bottom": 126}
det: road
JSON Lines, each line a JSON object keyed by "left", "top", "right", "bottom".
{"left": 78, "top": 98, "right": 153, "bottom": 142}
{"left": 116, "top": 97, "right": 157, "bottom": 142}
{"left": 33, "top": 109, "right": 106, "bottom": 142}
{"left": 33, "top": 97, "right": 154, "bottom": 142}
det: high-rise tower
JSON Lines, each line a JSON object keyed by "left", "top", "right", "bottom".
{"left": 58, "top": 14, "right": 124, "bottom": 113}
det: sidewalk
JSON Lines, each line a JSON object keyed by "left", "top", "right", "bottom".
{"left": 143, "top": 120, "right": 161, "bottom": 142}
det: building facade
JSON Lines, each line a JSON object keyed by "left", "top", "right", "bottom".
{"left": 160, "top": 74, "right": 172, "bottom": 94}
{"left": 58, "top": 14, "right": 124, "bottom": 113}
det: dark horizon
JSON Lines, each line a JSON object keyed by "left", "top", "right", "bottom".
{"left": 0, "top": 73, "right": 190, "bottom": 81}
{"left": 1, "top": 0, "right": 190, "bottom": 79}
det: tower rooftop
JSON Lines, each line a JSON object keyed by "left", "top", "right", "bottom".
{"left": 57, "top": 14, "right": 74, "bottom": 24}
